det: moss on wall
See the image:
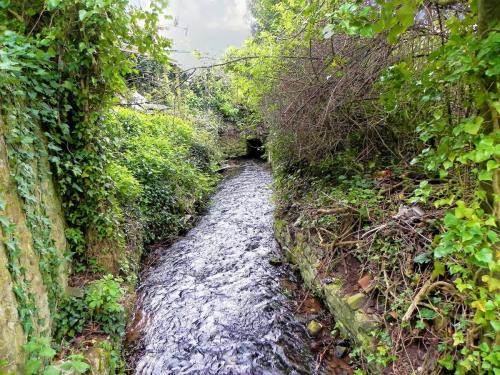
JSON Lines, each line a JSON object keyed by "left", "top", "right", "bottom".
{"left": 274, "top": 219, "right": 380, "bottom": 371}
{"left": 0, "top": 118, "right": 69, "bottom": 372}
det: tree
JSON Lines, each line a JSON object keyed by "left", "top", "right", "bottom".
{"left": 478, "top": 0, "right": 500, "bottom": 218}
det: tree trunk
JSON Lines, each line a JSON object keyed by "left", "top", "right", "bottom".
{"left": 478, "top": 0, "right": 500, "bottom": 34}
{"left": 478, "top": 0, "right": 500, "bottom": 218}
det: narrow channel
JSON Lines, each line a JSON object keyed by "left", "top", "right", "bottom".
{"left": 127, "top": 160, "right": 324, "bottom": 374}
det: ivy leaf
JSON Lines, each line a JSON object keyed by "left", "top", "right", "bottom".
{"left": 419, "top": 307, "right": 437, "bottom": 320}
{"left": 438, "top": 354, "right": 454, "bottom": 370}
{"left": 471, "top": 299, "right": 486, "bottom": 312}
{"left": 42, "top": 366, "right": 60, "bottom": 375}
{"left": 463, "top": 117, "right": 483, "bottom": 135}
{"left": 454, "top": 201, "right": 474, "bottom": 219}
{"left": 70, "top": 360, "right": 90, "bottom": 373}
{"left": 20, "top": 136, "right": 35, "bottom": 145}
{"left": 452, "top": 331, "right": 464, "bottom": 346}
{"left": 46, "top": 0, "right": 61, "bottom": 10}
{"left": 0, "top": 0, "right": 11, "bottom": 10}
{"left": 25, "top": 359, "right": 41, "bottom": 375}
{"left": 432, "top": 260, "right": 446, "bottom": 278}
{"left": 414, "top": 251, "right": 432, "bottom": 264}
{"left": 473, "top": 248, "right": 493, "bottom": 268}
{"left": 486, "top": 159, "right": 499, "bottom": 171}
{"left": 78, "top": 10, "right": 87, "bottom": 21}
{"left": 491, "top": 320, "right": 500, "bottom": 332}
{"left": 478, "top": 169, "right": 493, "bottom": 181}
{"left": 39, "top": 345, "right": 57, "bottom": 359}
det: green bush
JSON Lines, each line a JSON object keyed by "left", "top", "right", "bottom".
{"left": 107, "top": 163, "right": 143, "bottom": 201}
{"left": 23, "top": 337, "right": 89, "bottom": 375}
{"left": 85, "top": 275, "right": 125, "bottom": 338}
{"left": 106, "top": 108, "right": 219, "bottom": 243}
{"left": 53, "top": 296, "right": 87, "bottom": 341}
{"left": 54, "top": 275, "right": 125, "bottom": 342}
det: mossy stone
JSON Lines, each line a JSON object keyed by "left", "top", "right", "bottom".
{"left": 307, "top": 320, "right": 323, "bottom": 336}
{"left": 345, "top": 293, "right": 366, "bottom": 310}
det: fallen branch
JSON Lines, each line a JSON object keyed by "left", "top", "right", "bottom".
{"left": 335, "top": 240, "right": 364, "bottom": 247}
{"left": 315, "top": 207, "right": 353, "bottom": 215}
{"left": 402, "top": 280, "right": 457, "bottom": 322}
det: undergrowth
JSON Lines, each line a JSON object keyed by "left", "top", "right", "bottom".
{"left": 230, "top": 0, "right": 499, "bottom": 373}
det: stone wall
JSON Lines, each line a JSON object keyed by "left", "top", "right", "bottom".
{"left": 274, "top": 219, "right": 380, "bottom": 371}
{"left": 0, "top": 118, "right": 69, "bottom": 372}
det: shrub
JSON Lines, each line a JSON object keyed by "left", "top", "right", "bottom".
{"left": 54, "top": 275, "right": 126, "bottom": 342}
{"left": 54, "top": 296, "right": 88, "bottom": 341}
{"left": 106, "top": 108, "right": 219, "bottom": 243}
{"left": 85, "top": 275, "right": 126, "bottom": 338}
{"left": 107, "top": 163, "right": 143, "bottom": 201}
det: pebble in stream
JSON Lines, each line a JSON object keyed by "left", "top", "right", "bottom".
{"left": 130, "top": 161, "right": 323, "bottom": 375}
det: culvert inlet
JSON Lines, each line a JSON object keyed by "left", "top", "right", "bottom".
{"left": 246, "top": 138, "right": 264, "bottom": 158}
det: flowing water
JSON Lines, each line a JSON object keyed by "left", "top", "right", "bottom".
{"left": 128, "top": 160, "right": 324, "bottom": 374}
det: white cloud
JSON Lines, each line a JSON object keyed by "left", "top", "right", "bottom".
{"left": 128, "top": 0, "right": 251, "bottom": 68}
{"left": 206, "top": 0, "right": 250, "bottom": 31}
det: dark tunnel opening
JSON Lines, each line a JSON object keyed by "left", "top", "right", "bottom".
{"left": 246, "top": 138, "right": 265, "bottom": 159}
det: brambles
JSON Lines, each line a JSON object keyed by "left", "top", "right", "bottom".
{"left": 231, "top": 0, "right": 499, "bottom": 373}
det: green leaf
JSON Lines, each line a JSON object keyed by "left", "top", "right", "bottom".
{"left": 0, "top": 0, "right": 11, "bottom": 10}
{"left": 39, "top": 345, "right": 57, "bottom": 359}
{"left": 419, "top": 307, "right": 437, "bottom": 320}
{"left": 486, "top": 160, "right": 499, "bottom": 171}
{"left": 438, "top": 354, "right": 454, "bottom": 370}
{"left": 463, "top": 117, "right": 483, "bottom": 135}
{"left": 21, "top": 136, "right": 35, "bottom": 144}
{"left": 25, "top": 359, "right": 41, "bottom": 375}
{"left": 43, "top": 366, "right": 61, "bottom": 375}
{"left": 454, "top": 201, "right": 474, "bottom": 219}
{"left": 473, "top": 248, "right": 493, "bottom": 268}
{"left": 46, "top": 0, "right": 61, "bottom": 10}
{"left": 78, "top": 9, "right": 87, "bottom": 21}
{"left": 452, "top": 331, "right": 464, "bottom": 346}
{"left": 0, "top": 216, "right": 10, "bottom": 228}
{"left": 414, "top": 252, "right": 432, "bottom": 264}
{"left": 491, "top": 320, "right": 500, "bottom": 332}
{"left": 432, "top": 260, "right": 446, "bottom": 278}
{"left": 478, "top": 169, "right": 493, "bottom": 181}
{"left": 70, "top": 360, "right": 90, "bottom": 373}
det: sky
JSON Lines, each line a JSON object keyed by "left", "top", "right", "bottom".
{"left": 130, "top": 0, "right": 253, "bottom": 68}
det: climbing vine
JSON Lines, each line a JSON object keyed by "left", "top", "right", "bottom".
{"left": 5, "top": 106, "right": 63, "bottom": 314}
{"left": 0, "top": 0, "right": 170, "bottom": 369}
{"left": 0, "top": 201, "right": 38, "bottom": 337}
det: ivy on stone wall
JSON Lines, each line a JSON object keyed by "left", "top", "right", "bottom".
{"left": 0, "top": 201, "right": 38, "bottom": 337}
{"left": 0, "top": 0, "right": 170, "bottom": 339}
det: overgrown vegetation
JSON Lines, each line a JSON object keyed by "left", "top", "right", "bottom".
{"left": 1, "top": 0, "right": 498, "bottom": 373}
{"left": 105, "top": 108, "right": 219, "bottom": 244}
{"left": 229, "top": 0, "right": 499, "bottom": 373}
{"left": 0, "top": 0, "right": 226, "bottom": 373}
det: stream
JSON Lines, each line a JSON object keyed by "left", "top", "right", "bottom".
{"left": 127, "top": 160, "right": 328, "bottom": 374}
